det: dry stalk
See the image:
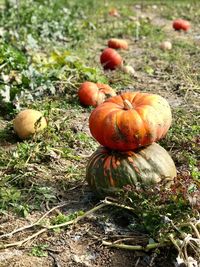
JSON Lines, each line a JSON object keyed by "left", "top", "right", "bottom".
{"left": 102, "top": 240, "right": 166, "bottom": 251}
{"left": 0, "top": 199, "right": 117, "bottom": 249}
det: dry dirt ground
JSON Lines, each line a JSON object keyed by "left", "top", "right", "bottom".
{"left": 0, "top": 2, "right": 199, "bottom": 267}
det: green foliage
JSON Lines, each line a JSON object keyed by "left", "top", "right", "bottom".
{"left": 51, "top": 210, "right": 84, "bottom": 225}
{"left": 2, "top": 0, "right": 86, "bottom": 47}
{"left": 123, "top": 173, "right": 199, "bottom": 239}
{"left": 30, "top": 244, "right": 49, "bottom": 257}
{"left": 51, "top": 210, "right": 84, "bottom": 232}
{"left": 0, "top": 43, "right": 27, "bottom": 70}
{"left": 0, "top": 2, "right": 198, "bottom": 253}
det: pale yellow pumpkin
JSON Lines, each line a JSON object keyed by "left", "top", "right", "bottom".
{"left": 13, "top": 109, "right": 47, "bottom": 139}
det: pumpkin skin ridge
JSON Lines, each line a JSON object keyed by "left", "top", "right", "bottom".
{"left": 121, "top": 94, "right": 160, "bottom": 147}
{"left": 134, "top": 105, "right": 163, "bottom": 144}
{"left": 115, "top": 109, "right": 144, "bottom": 149}
{"left": 101, "top": 109, "right": 144, "bottom": 151}
{"left": 138, "top": 147, "right": 175, "bottom": 185}
{"left": 86, "top": 147, "right": 105, "bottom": 189}
{"left": 90, "top": 104, "right": 124, "bottom": 145}
{"left": 121, "top": 91, "right": 154, "bottom": 107}
{"left": 106, "top": 105, "right": 155, "bottom": 150}
{"left": 89, "top": 92, "right": 172, "bottom": 151}
{"left": 86, "top": 143, "right": 177, "bottom": 197}
{"left": 103, "top": 109, "right": 125, "bottom": 148}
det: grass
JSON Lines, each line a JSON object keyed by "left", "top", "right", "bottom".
{"left": 0, "top": 0, "right": 199, "bottom": 265}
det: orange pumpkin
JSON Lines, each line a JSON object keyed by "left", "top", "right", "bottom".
{"left": 100, "top": 48, "right": 123, "bottom": 70}
{"left": 78, "top": 81, "right": 116, "bottom": 107}
{"left": 108, "top": 38, "right": 128, "bottom": 50}
{"left": 108, "top": 8, "right": 120, "bottom": 17}
{"left": 172, "top": 19, "right": 190, "bottom": 31}
{"left": 89, "top": 92, "right": 172, "bottom": 151}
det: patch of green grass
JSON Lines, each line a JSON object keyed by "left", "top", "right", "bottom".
{"left": 160, "top": 108, "right": 199, "bottom": 180}
{"left": 30, "top": 244, "right": 49, "bottom": 257}
{"left": 0, "top": 0, "right": 199, "bottom": 232}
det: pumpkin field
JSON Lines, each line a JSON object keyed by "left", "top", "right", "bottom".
{"left": 0, "top": 1, "right": 199, "bottom": 266}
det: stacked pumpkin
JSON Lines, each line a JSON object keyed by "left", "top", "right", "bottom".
{"left": 86, "top": 91, "right": 177, "bottom": 197}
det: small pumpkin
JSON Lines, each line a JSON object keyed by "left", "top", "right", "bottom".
{"left": 100, "top": 48, "right": 123, "bottom": 70}
{"left": 86, "top": 143, "right": 177, "bottom": 196}
{"left": 108, "top": 8, "right": 120, "bottom": 17}
{"left": 78, "top": 82, "right": 116, "bottom": 107}
{"left": 108, "top": 38, "right": 128, "bottom": 50}
{"left": 89, "top": 91, "right": 172, "bottom": 151}
{"left": 121, "top": 65, "right": 135, "bottom": 75}
{"left": 13, "top": 109, "right": 47, "bottom": 139}
{"left": 172, "top": 19, "right": 190, "bottom": 31}
{"left": 160, "top": 41, "right": 172, "bottom": 51}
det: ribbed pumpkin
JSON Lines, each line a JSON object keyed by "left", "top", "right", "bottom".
{"left": 86, "top": 143, "right": 177, "bottom": 196}
{"left": 89, "top": 92, "right": 172, "bottom": 151}
{"left": 78, "top": 82, "right": 116, "bottom": 107}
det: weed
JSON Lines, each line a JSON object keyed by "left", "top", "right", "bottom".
{"left": 30, "top": 244, "right": 49, "bottom": 257}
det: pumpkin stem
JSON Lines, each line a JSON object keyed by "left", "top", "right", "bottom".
{"left": 123, "top": 99, "right": 133, "bottom": 110}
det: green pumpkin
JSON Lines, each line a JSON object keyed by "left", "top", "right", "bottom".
{"left": 86, "top": 143, "right": 177, "bottom": 197}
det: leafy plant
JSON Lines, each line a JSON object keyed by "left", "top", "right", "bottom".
{"left": 30, "top": 244, "right": 49, "bottom": 257}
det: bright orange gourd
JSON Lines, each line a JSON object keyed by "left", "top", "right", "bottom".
{"left": 78, "top": 81, "right": 116, "bottom": 107}
{"left": 108, "top": 8, "right": 120, "bottom": 17}
{"left": 89, "top": 91, "right": 172, "bottom": 151}
{"left": 100, "top": 48, "right": 123, "bottom": 70}
{"left": 108, "top": 38, "right": 128, "bottom": 50}
{"left": 172, "top": 19, "right": 190, "bottom": 31}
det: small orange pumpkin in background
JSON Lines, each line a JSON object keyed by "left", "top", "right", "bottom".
{"left": 89, "top": 91, "right": 172, "bottom": 151}
{"left": 108, "top": 8, "right": 120, "bottom": 17}
{"left": 100, "top": 48, "right": 123, "bottom": 70}
{"left": 172, "top": 19, "right": 190, "bottom": 31}
{"left": 108, "top": 38, "right": 128, "bottom": 50}
{"left": 78, "top": 81, "right": 116, "bottom": 107}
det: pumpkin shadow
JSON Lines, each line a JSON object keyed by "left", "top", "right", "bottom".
{"left": 0, "top": 124, "right": 19, "bottom": 146}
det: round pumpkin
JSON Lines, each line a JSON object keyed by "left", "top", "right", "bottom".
{"left": 100, "top": 48, "right": 123, "bottom": 70}
{"left": 160, "top": 41, "right": 172, "bottom": 51}
{"left": 108, "top": 8, "right": 120, "bottom": 17}
{"left": 172, "top": 19, "right": 190, "bottom": 31}
{"left": 78, "top": 81, "right": 116, "bottom": 107}
{"left": 86, "top": 143, "right": 177, "bottom": 196}
{"left": 89, "top": 91, "right": 172, "bottom": 151}
{"left": 121, "top": 65, "right": 135, "bottom": 75}
{"left": 108, "top": 38, "right": 128, "bottom": 50}
{"left": 13, "top": 109, "right": 47, "bottom": 139}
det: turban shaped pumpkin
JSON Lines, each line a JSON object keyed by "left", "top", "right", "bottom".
{"left": 78, "top": 81, "right": 116, "bottom": 107}
{"left": 86, "top": 143, "right": 177, "bottom": 197}
{"left": 89, "top": 92, "right": 172, "bottom": 151}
